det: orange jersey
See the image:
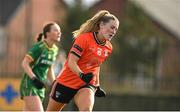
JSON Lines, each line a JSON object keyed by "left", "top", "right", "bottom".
{"left": 56, "top": 32, "right": 112, "bottom": 89}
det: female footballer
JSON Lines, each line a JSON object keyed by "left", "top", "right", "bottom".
{"left": 46, "top": 10, "right": 119, "bottom": 111}
{"left": 20, "top": 22, "right": 61, "bottom": 111}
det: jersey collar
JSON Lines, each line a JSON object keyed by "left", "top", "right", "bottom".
{"left": 93, "top": 32, "right": 106, "bottom": 46}
{"left": 43, "top": 40, "right": 54, "bottom": 50}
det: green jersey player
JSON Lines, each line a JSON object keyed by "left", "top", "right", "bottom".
{"left": 20, "top": 22, "right": 61, "bottom": 111}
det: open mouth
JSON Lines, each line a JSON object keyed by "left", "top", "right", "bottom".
{"left": 107, "top": 34, "right": 114, "bottom": 41}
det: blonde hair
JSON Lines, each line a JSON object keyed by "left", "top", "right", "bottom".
{"left": 72, "top": 10, "right": 119, "bottom": 38}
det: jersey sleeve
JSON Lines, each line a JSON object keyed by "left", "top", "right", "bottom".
{"left": 26, "top": 43, "right": 42, "bottom": 61}
{"left": 70, "top": 34, "right": 88, "bottom": 58}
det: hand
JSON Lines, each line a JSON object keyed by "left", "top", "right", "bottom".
{"left": 79, "top": 72, "right": 93, "bottom": 83}
{"left": 95, "top": 86, "right": 106, "bottom": 97}
{"left": 31, "top": 77, "right": 45, "bottom": 89}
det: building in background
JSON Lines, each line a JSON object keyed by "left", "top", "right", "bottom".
{"left": 130, "top": 0, "right": 180, "bottom": 94}
{"left": 0, "top": 0, "right": 67, "bottom": 110}
{"left": 0, "top": 0, "right": 67, "bottom": 77}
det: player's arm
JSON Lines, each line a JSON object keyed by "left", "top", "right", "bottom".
{"left": 68, "top": 53, "right": 82, "bottom": 76}
{"left": 68, "top": 35, "right": 86, "bottom": 76}
{"left": 47, "top": 65, "right": 55, "bottom": 83}
{"left": 68, "top": 53, "right": 93, "bottom": 83}
{"left": 22, "top": 55, "right": 45, "bottom": 89}
{"left": 21, "top": 55, "right": 36, "bottom": 79}
{"left": 68, "top": 35, "right": 94, "bottom": 83}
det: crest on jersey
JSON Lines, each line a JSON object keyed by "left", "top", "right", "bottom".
{"left": 104, "top": 50, "right": 108, "bottom": 57}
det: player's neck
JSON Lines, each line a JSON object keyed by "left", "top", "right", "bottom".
{"left": 96, "top": 33, "right": 106, "bottom": 45}
{"left": 44, "top": 39, "right": 54, "bottom": 48}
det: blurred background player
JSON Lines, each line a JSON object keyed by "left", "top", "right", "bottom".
{"left": 20, "top": 22, "right": 61, "bottom": 111}
{"left": 46, "top": 10, "right": 119, "bottom": 111}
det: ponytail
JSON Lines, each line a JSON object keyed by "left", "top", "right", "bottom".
{"left": 37, "top": 33, "right": 43, "bottom": 42}
{"left": 72, "top": 10, "right": 110, "bottom": 38}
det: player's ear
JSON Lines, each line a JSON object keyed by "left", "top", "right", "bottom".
{"left": 99, "top": 21, "right": 105, "bottom": 29}
{"left": 99, "top": 21, "right": 104, "bottom": 27}
{"left": 46, "top": 31, "right": 51, "bottom": 37}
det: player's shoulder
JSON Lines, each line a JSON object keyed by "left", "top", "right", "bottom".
{"left": 30, "top": 41, "right": 43, "bottom": 49}
{"left": 34, "top": 41, "right": 44, "bottom": 47}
